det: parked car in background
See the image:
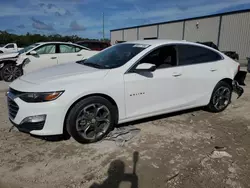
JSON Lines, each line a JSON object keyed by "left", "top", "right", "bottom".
{"left": 0, "top": 43, "right": 40, "bottom": 81}
{"left": 7, "top": 40, "right": 244, "bottom": 144}
{"left": 2, "top": 42, "right": 98, "bottom": 82}
{"left": 0, "top": 43, "right": 23, "bottom": 54}
{"left": 76, "top": 41, "right": 111, "bottom": 51}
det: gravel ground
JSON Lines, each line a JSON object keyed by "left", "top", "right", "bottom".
{"left": 0, "top": 73, "right": 249, "bottom": 188}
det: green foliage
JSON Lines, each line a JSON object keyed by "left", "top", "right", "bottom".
{"left": 0, "top": 31, "right": 110, "bottom": 47}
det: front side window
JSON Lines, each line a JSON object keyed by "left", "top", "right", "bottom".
{"left": 178, "top": 44, "right": 222, "bottom": 66}
{"left": 18, "top": 43, "right": 40, "bottom": 54}
{"left": 59, "top": 44, "right": 82, "bottom": 53}
{"left": 138, "top": 45, "right": 177, "bottom": 69}
{"left": 78, "top": 43, "right": 149, "bottom": 69}
{"left": 35, "top": 44, "right": 56, "bottom": 55}
{"left": 6, "top": 44, "right": 14, "bottom": 48}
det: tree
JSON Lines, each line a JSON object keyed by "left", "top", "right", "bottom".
{"left": 0, "top": 31, "right": 110, "bottom": 47}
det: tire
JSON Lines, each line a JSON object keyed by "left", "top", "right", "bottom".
{"left": 207, "top": 81, "right": 232, "bottom": 113}
{"left": 1, "top": 64, "right": 23, "bottom": 82}
{"left": 66, "top": 96, "right": 117, "bottom": 144}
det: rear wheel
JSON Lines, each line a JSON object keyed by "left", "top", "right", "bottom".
{"left": 1, "top": 64, "right": 23, "bottom": 82}
{"left": 207, "top": 81, "right": 232, "bottom": 112}
{"left": 66, "top": 96, "right": 117, "bottom": 144}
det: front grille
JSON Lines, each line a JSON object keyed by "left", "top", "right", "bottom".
{"left": 7, "top": 97, "right": 19, "bottom": 119}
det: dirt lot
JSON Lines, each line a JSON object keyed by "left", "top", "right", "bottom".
{"left": 0, "top": 74, "right": 250, "bottom": 188}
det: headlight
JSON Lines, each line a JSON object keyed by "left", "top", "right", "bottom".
{"left": 19, "top": 91, "right": 64, "bottom": 103}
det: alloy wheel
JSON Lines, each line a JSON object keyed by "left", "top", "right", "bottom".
{"left": 2, "top": 65, "right": 22, "bottom": 82}
{"left": 212, "top": 86, "right": 231, "bottom": 111}
{"left": 75, "top": 103, "right": 111, "bottom": 140}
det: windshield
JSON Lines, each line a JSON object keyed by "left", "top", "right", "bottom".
{"left": 18, "top": 43, "right": 40, "bottom": 54}
{"left": 78, "top": 43, "right": 150, "bottom": 69}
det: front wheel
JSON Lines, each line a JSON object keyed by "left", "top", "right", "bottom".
{"left": 207, "top": 81, "right": 232, "bottom": 112}
{"left": 1, "top": 64, "right": 23, "bottom": 82}
{"left": 66, "top": 96, "right": 117, "bottom": 144}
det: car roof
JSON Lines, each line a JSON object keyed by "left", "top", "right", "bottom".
{"left": 76, "top": 41, "right": 110, "bottom": 44}
{"left": 124, "top": 39, "right": 222, "bottom": 51}
{"left": 35, "top": 42, "right": 91, "bottom": 50}
{"left": 125, "top": 39, "right": 193, "bottom": 45}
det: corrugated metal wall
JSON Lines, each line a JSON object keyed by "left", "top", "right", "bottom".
{"left": 219, "top": 11, "right": 250, "bottom": 62}
{"left": 158, "top": 22, "right": 184, "bottom": 40}
{"left": 124, "top": 28, "right": 138, "bottom": 41}
{"left": 184, "top": 17, "right": 220, "bottom": 44}
{"left": 110, "top": 30, "right": 123, "bottom": 45}
{"left": 110, "top": 10, "right": 250, "bottom": 65}
{"left": 138, "top": 25, "right": 158, "bottom": 39}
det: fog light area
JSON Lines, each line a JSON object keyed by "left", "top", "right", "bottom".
{"left": 20, "top": 115, "right": 46, "bottom": 124}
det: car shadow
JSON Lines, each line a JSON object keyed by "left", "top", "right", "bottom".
{"left": 89, "top": 151, "right": 139, "bottom": 188}
{"left": 34, "top": 107, "right": 203, "bottom": 142}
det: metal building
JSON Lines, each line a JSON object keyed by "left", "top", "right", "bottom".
{"left": 110, "top": 9, "right": 250, "bottom": 64}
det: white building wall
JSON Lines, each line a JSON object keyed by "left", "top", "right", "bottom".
{"left": 184, "top": 17, "right": 220, "bottom": 44}
{"left": 110, "top": 30, "right": 123, "bottom": 45}
{"left": 124, "top": 28, "right": 138, "bottom": 41}
{"left": 158, "top": 22, "right": 184, "bottom": 40}
{"left": 219, "top": 11, "right": 250, "bottom": 63}
{"left": 138, "top": 25, "right": 157, "bottom": 39}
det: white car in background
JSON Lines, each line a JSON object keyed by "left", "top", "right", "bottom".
{"left": 16, "top": 42, "right": 98, "bottom": 74}
{"left": 7, "top": 40, "right": 244, "bottom": 144}
{"left": 0, "top": 43, "right": 23, "bottom": 54}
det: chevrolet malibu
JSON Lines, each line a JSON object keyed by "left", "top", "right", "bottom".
{"left": 7, "top": 40, "right": 244, "bottom": 143}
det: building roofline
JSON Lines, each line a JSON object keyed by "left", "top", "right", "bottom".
{"left": 110, "top": 8, "right": 250, "bottom": 32}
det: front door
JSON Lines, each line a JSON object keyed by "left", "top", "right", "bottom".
{"left": 23, "top": 44, "right": 58, "bottom": 74}
{"left": 124, "top": 45, "right": 185, "bottom": 119}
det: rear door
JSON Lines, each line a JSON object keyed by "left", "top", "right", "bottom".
{"left": 57, "top": 44, "right": 92, "bottom": 64}
{"left": 176, "top": 44, "right": 224, "bottom": 107}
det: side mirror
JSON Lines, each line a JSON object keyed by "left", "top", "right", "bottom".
{"left": 29, "top": 50, "right": 37, "bottom": 55}
{"left": 135, "top": 63, "right": 156, "bottom": 72}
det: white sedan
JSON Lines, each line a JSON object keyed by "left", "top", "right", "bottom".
{"left": 7, "top": 40, "right": 244, "bottom": 143}
{"left": 16, "top": 42, "right": 98, "bottom": 74}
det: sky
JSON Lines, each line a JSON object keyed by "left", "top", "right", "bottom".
{"left": 0, "top": 0, "right": 250, "bottom": 39}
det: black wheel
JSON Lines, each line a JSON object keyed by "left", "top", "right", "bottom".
{"left": 1, "top": 64, "right": 23, "bottom": 82}
{"left": 207, "top": 81, "right": 232, "bottom": 112}
{"left": 66, "top": 96, "right": 117, "bottom": 144}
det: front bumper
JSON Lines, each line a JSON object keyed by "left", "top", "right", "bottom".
{"left": 7, "top": 93, "right": 66, "bottom": 136}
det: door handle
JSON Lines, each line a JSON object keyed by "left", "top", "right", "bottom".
{"left": 51, "top": 57, "right": 57, "bottom": 59}
{"left": 77, "top": 54, "right": 82, "bottom": 56}
{"left": 210, "top": 68, "right": 217, "bottom": 72}
{"left": 172, "top": 73, "right": 182, "bottom": 77}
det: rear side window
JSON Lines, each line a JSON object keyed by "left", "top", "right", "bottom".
{"left": 59, "top": 44, "right": 82, "bottom": 53}
{"left": 178, "top": 44, "right": 222, "bottom": 66}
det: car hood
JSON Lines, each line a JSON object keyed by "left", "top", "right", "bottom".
{"left": 0, "top": 52, "right": 18, "bottom": 59}
{"left": 19, "top": 62, "right": 110, "bottom": 85}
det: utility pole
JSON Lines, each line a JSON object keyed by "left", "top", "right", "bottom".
{"left": 102, "top": 12, "right": 105, "bottom": 40}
